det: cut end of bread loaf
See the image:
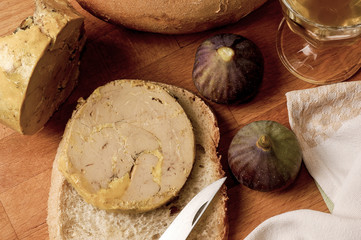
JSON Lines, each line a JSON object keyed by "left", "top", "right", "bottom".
{"left": 48, "top": 80, "right": 228, "bottom": 240}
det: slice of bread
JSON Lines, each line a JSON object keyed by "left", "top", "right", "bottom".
{"left": 47, "top": 79, "right": 228, "bottom": 240}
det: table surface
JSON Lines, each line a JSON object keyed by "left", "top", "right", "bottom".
{"left": 1, "top": 0, "right": 359, "bottom": 239}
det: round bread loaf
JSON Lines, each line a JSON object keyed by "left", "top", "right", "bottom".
{"left": 75, "top": 0, "right": 268, "bottom": 34}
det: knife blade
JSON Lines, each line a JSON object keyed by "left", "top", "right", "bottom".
{"left": 159, "top": 177, "right": 227, "bottom": 240}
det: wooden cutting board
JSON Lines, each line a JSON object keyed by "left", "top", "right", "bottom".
{"left": 1, "top": 0, "right": 357, "bottom": 239}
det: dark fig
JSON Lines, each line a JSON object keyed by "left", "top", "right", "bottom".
{"left": 192, "top": 33, "right": 264, "bottom": 104}
{"left": 228, "top": 120, "right": 302, "bottom": 192}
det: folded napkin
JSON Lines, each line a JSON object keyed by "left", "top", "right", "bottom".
{"left": 245, "top": 81, "right": 361, "bottom": 240}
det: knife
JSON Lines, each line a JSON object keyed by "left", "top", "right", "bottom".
{"left": 159, "top": 177, "right": 227, "bottom": 240}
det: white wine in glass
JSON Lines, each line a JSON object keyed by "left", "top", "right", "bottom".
{"left": 277, "top": 0, "right": 361, "bottom": 84}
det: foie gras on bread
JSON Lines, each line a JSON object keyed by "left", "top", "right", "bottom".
{"left": 57, "top": 80, "right": 195, "bottom": 212}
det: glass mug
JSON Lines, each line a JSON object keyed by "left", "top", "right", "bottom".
{"left": 277, "top": 0, "right": 361, "bottom": 85}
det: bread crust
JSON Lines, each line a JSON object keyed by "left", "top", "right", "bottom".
{"left": 162, "top": 83, "right": 228, "bottom": 240}
{"left": 75, "top": 0, "right": 267, "bottom": 34}
{"left": 47, "top": 79, "right": 228, "bottom": 240}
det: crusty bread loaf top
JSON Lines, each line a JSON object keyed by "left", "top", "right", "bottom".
{"left": 47, "top": 80, "right": 228, "bottom": 240}
{"left": 76, "top": 0, "right": 268, "bottom": 34}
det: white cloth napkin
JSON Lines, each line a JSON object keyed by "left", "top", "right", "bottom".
{"left": 245, "top": 81, "right": 361, "bottom": 240}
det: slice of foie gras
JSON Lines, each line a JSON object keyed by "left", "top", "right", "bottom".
{"left": 58, "top": 80, "right": 195, "bottom": 212}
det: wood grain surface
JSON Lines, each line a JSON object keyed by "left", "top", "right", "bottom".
{"left": 0, "top": 0, "right": 359, "bottom": 239}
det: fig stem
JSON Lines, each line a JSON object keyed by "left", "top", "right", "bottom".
{"left": 217, "top": 46, "right": 235, "bottom": 62}
{"left": 257, "top": 135, "right": 271, "bottom": 151}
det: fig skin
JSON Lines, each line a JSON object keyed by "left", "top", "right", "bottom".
{"left": 192, "top": 33, "right": 264, "bottom": 104}
{"left": 228, "top": 120, "right": 302, "bottom": 192}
